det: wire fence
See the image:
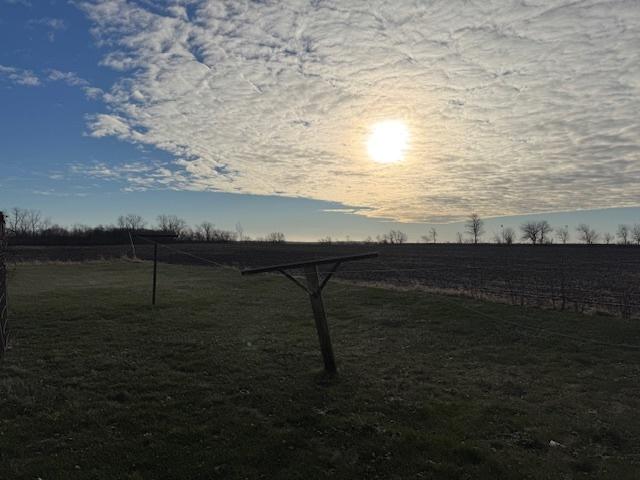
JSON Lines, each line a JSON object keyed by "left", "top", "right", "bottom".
{"left": 6, "top": 240, "right": 640, "bottom": 319}
{"left": 329, "top": 267, "right": 640, "bottom": 319}
{"left": 3, "top": 236, "right": 640, "bottom": 355}
{"left": 114, "top": 240, "right": 640, "bottom": 320}
{"left": 121, "top": 237, "right": 640, "bottom": 337}
{"left": 0, "top": 212, "right": 8, "bottom": 357}
{"left": 218, "top": 248, "right": 640, "bottom": 351}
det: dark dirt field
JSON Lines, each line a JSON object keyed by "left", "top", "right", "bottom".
{"left": 8, "top": 242, "right": 640, "bottom": 317}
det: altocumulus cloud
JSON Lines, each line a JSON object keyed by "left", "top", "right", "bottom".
{"left": 0, "top": 64, "right": 40, "bottom": 86}
{"left": 79, "top": 0, "right": 640, "bottom": 222}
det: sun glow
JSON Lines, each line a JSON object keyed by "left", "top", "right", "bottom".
{"left": 366, "top": 120, "right": 410, "bottom": 164}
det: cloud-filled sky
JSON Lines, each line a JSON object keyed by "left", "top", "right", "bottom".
{"left": 1, "top": 0, "right": 639, "bottom": 239}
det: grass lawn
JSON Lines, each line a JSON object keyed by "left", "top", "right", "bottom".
{"left": 1, "top": 260, "right": 639, "bottom": 479}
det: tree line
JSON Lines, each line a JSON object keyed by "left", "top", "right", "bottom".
{"left": 366, "top": 214, "right": 640, "bottom": 245}
{"left": 0, "top": 208, "right": 286, "bottom": 245}
{"left": 446, "top": 214, "right": 640, "bottom": 245}
{"left": 2, "top": 207, "right": 639, "bottom": 246}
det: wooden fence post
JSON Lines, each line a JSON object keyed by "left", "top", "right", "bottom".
{"left": 241, "top": 252, "right": 379, "bottom": 373}
{"left": 304, "top": 265, "right": 337, "bottom": 373}
{"left": 0, "top": 211, "right": 8, "bottom": 357}
{"left": 128, "top": 230, "right": 137, "bottom": 259}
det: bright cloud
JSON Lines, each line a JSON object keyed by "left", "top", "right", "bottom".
{"left": 48, "top": 69, "right": 89, "bottom": 87}
{"left": 0, "top": 64, "right": 40, "bottom": 86}
{"left": 78, "top": 0, "right": 640, "bottom": 222}
{"left": 0, "top": 64, "right": 103, "bottom": 100}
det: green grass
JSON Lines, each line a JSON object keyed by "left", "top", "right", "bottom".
{"left": 1, "top": 260, "right": 639, "bottom": 479}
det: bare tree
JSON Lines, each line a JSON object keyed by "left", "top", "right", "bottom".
{"left": 4, "top": 208, "right": 48, "bottom": 237}
{"left": 71, "top": 223, "right": 91, "bottom": 235}
{"left": 617, "top": 224, "right": 630, "bottom": 245}
{"left": 502, "top": 227, "right": 515, "bottom": 245}
{"left": 377, "top": 230, "right": 407, "bottom": 244}
{"left": 603, "top": 232, "right": 614, "bottom": 245}
{"left": 576, "top": 223, "right": 599, "bottom": 245}
{"left": 117, "top": 213, "right": 146, "bottom": 231}
{"left": 389, "top": 230, "right": 408, "bottom": 244}
{"left": 265, "top": 232, "right": 285, "bottom": 243}
{"left": 157, "top": 214, "right": 187, "bottom": 236}
{"left": 537, "top": 220, "right": 553, "bottom": 244}
{"left": 456, "top": 232, "right": 463, "bottom": 244}
{"left": 211, "top": 228, "right": 236, "bottom": 242}
{"left": 465, "top": 213, "right": 484, "bottom": 244}
{"left": 632, "top": 224, "right": 640, "bottom": 245}
{"left": 196, "top": 221, "right": 215, "bottom": 242}
{"left": 555, "top": 225, "right": 570, "bottom": 244}
{"left": 318, "top": 236, "right": 332, "bottom": 244}
{"left": 7, "top": 207, "right": 28, "bottom": 236}
{"left": 25, "top": 209, "right": 43, "bottom": 236}
{"left": 520, "top": 222, "right": 539, "bottom": 245}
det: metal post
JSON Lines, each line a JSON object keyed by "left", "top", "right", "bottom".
{"left": 152, "top": 242, "right": 158, "bottom": 306}
{"left": 304, "top": 265, "right": 337, "bottom": 373}
{"left": 135, "top": 234, "right": 177, "bottom": 307}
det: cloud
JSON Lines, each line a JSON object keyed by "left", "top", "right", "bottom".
{"left": 2, "top": 65, "right": 103, "bottom": 100}
{"left": 69, "top": 160, "right": 186, "bottom": 191}
{"left": 2, "top": 67, "right": 96, "bottom": 92}
{"left": 32, "top": 189, "right": 87, "bottom": 198}
{"left": 48, "top": 69, "right": 104, "bottom": 99}
{"left": 48, "top": 69, "right": 89, "bottom": 86}
{"left": 83, "top": 86, "right": 104, "bottom": 100}
{"left": 77, "top": 0, "right": 640, "bottom": 222}
{"left": 28, "top": 17, "right": 66, "bottom": 30}
{"left": 27, "top": 17, "right": 67, "bottom": 41}
{"left": 0, "top": 64, "right": 40, "bottom": 86}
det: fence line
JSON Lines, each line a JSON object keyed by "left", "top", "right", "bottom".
{"left": 128, "top": 241, "right": 640, "bottom": 319}
{"left": 135, "top": 235, "right": 234, "bottom": 270}
{"left": 0, "top": 211, "right": 8, "bottom": 357}
{"left": 326, "top": 263, "right": 640, "bottom": 318}
{"left": 367, "top": 257, "right": 640, "bottom": 350}
{"left": 119, "top": 239, "right": 640, "bottom": 349}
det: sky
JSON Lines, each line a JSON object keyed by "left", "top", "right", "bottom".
{"left": 0, "top": 0, "right": 639, "bottom": 242}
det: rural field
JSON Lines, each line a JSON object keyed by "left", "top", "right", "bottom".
{"left": 1, "top": 260, "right": 639, "bottom": 479}
{"left": 9, "top": 242, "right": 640, "bottom": 318}
{"left": 3, "top": 1, "right": 640, "bottom": 478}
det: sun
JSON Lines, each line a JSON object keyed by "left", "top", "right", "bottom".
{"left": 366, "top": 120, "right": 410, "bottom": 164}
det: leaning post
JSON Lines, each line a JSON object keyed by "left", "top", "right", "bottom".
{"left": 241, "top": 252, "right": 379, "bottom": 373}
{"left": 304, "top": 265, "right": 337, "bottom": 373}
